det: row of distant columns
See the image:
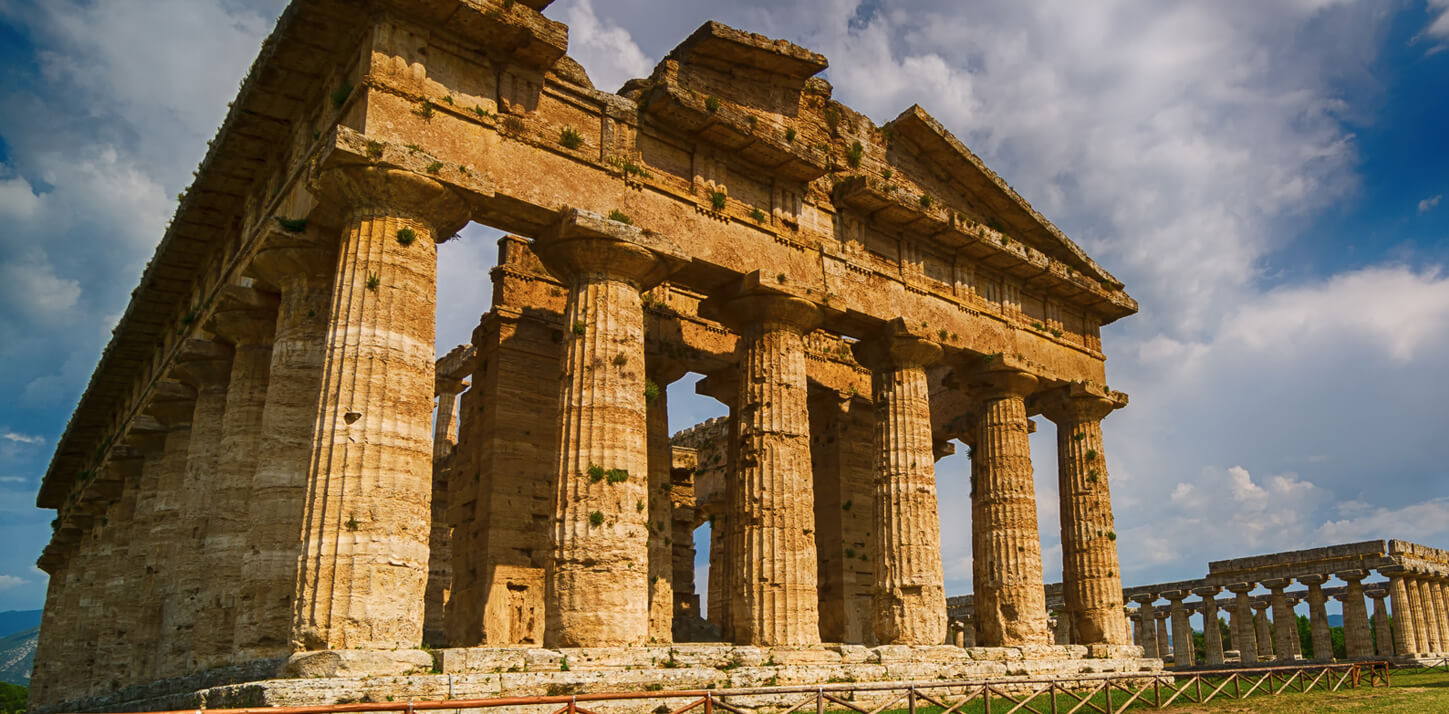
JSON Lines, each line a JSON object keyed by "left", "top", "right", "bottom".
{"left": 1127, "top": 567, "right": 1449, "bottom": 667}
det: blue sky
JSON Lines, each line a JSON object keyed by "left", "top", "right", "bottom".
{"left": 1, "top": 0, "right": 1447, "bottom": 623}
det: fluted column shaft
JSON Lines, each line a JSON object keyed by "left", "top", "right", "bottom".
{"left": 1194, "top": 588, "right": 1224, "bottom": 665}
{"left": 971, "top": 370, "right": 1048, "bottom": 646}
{"left": 538, "top": 229, "right": 671, "bottom": 647}
{"left": 697, "top": 374, "right": 738, "bottom": 640}
{"left": 1337, "top": 574, "right": 1372, "bottom": 659}
{"left": 1164, "top": 593, "right": 1193, "bottom": 666}
{"left": 1418, "top": 578, "right": 1443, "bottom": 654}
{"left": 1266, "top": 581, "right": 1296, "bottom": 662}
{"left": 1132, "top": 597, "right": 1158, "bottom": 659}
{"left": 1154, "top": 611, "right": 1170, "bottom": 659}
{"left": 1434, "top": 580, "right": 1449, "bottom": 654}
{"left": 1046, "top": 392, "right": 1128, "bottom": 645}
{"left": 1406, "top": 576, "right": 1432, "bottom": 655}
{"left": 1254, "top": 603, "right": 1273, "bottom": 657}
{"left": 196, "top": 290, "right": 277, "bottom": 670}
{"left": 140, "top": 383, "right": 196, "bottom": 681}
{"left": 1298, "top": 576, "right": 1332, "bottom": 662}
{"left": 93, "top": 458, "right": 142, "bottom": 693}
{"left": 434, "top": 380, "right": 464, "bottom": 461}
{"left": 234, "top": 233, "right": 336, "bottom": 659}
{"left": 1370, "top": 593, "right": 1393, "bottom": 656}
{"left": 290, "top": 167, "right": 465, "bottom": 650}
{"left": 646, "top": 369, "right": 684, "bottom": 643}
{"left": 725, "top": 296, "right": 822, "bottom": 645}
{"left": 857, "top": 328, "right": 946, "bottom": 645}
{"left": 1389, "top": 575, "right": 1419, "bottom": 656}
{"left": 1228, "top": 585, "right": 1258, "bottom": 663}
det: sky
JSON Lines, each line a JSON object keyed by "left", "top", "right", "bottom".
{"left": 0, "top": 0, "right": 1447, "bottom": 627}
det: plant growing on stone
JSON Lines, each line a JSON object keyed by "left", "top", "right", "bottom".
{"left": 705, "top": 96, "right": 721, "bottom": 113}
{"left": 709, "top": 190, "right": 727, "bottom": 210}
{"left": 588, "top": 511, "right": 604, "bottom": 527}
{"left": 750, "top": 207, "right": 767, "bottom": 223}
{"left": 776, "top": 273, "right": 787, "bottom": 283}
{"left": 560, "top": 127, "right": 583, "bottom": 150}
{"left": 588, "top": 464, "right": 606, "bottom": 482}
{"left": 275, "top": 216, "right": 308, "bottom": 233}
{"left": 572, "top": 321, "right": 586, "bottom": 335}
{"left": 919, "top": 194, "right": 932, "bottom": 209}
{"left": 366, "top": 141, "right": 384, "bottom": 160}
{"left": 396, "top": 227, "right": 417, "bottom": 246}
{"left": 426, "top": 161, "right": 444, "bottom": 175}
{"left": 559, "top": 656, "right": 570, "bottom": 671}
{"left": 643, "top": 379, "right": 661, "bottom": 403}
{"left": 1086, "top": 449, "right": 1098, "bottom": 461}
{"left": 882, "top": 168, "right": 893, "bottom": 180}
{"left": 415, "top": 101, "right": 435, "bottom": 120}
{"left": 345, "top": 516, "right": 360, "bottom": 531}
{"left": 1073, "top": 432, "right": 1086, "bottom": 442}
{"left": 785, "top": 127, "right": 796, "bottom": 143}
{"left": 330, "top": 82, "right": 354, "bottom": 109}
{"left": 608, "top": 209, "right": 632, "bottom": 225}
{"left": 1032, "top": 321, "right": 1045, "bottom": 331}
{"left": 841, "top": 499, "right": 852, "bottom": 511}
{"left": 612, "top": 353, "right": 627, "bottom": 367}
{"left": 846, "top": 140, "right": 864, "bottom": 168}
{"left": 366, "top": 274, "right": 380, "bottom": 291}
{"left": 636, "top": 500, "right": 645, "bottom": 513}
{"left": 1107, "top": 531, "right": 1117, "bottom": 541}
{"left": 1051, "top": 328, "right": 1063, "bottom": 338}
{"left": 605, "top": 468, "right": 628, "bottom": 484}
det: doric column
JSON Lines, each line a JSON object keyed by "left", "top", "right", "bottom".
{"left": 1131, "top": 595, "right": 1158, "bottom": 658}
{"left": 961, "top": 614, "right": 977, "bottom": 647}
{"left": 1041, "top": 385, "right": 1129, "bottom": 645}
{"left": 1388, "top": 571, "right": 1421, "bottom": 656}
{"left": 93, "top": 449, "right": 145, "bottom": 693}
{"left": 1406, "top": 573, "right": 1433, "bottom": 655}
{"left": 1163, "top": 591, "right": 1194, "bottom": 666}
{"left": 1368, "top": 586, "right": 1394, "bottom": 656}
{"left": 117, "top": 419, "right": 166, "bottom": 686}
{"left": 851, "top": 320, "right": 946, "bottom": 645}
{"left": 1289, "top": 594, "right": 1304, "bottom": 658}
{"left": 696, "top": 372, "right": 738, "bottom": 640}
{"left": 1418, "top": 576, "right": 1444, "bottom": 655}
{"left": 1154, "top": 609, "right": 1171, "bottom": 660}
{"left": 234, "top": 229, "right": 337, "bottom": 660}
{"left": 286, "top": 165, "right": 467, "bottom": 651}
{"left": 1334, "top": 570, "right": 1372, "bottom": 659}
{"left": 138, "top": 380, "right": 197, "bottom": 681}
{"left": 194, "top": 287, "right": 278, "bottom": 671}
{"left": 1227, "top": 583, "right": 1258, "bottom": 664}
{"left": 645, "top": 363, "right": 687, "bottom": 644}
{"left": 162, "top": 339, "right": 233, "bottom": 677}
{"left": 1263, "top": 579, "right": 1296, "bottom": 662}
{"left": 434, "top": 376, "right": 465, "bottom": 461}
{"left": 1253, "top": 600, "right": 1273, "bottom": 658}
{"left": 1194, "top": 586, "right": 1225, "bottom": 665}
{"left": 1433, "top": 577, "right": 1449, "bottom": 655}
{"left": 1299, "top": 575, "right": 1333, "bottom": 662}
{"left": 704, "top": 289, "right": 823, "bottom": 646}
{"left": 970, "top": 367, "right": 1048, "bottom": 646}
{"left": 1130, "top": 610, "right": 1142, "bottom": 646}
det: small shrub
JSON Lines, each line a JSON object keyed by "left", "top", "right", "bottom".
{"left": 1086, "top": 449, "right": 1098, "bottom": 461}
{"left": 588, "top": 511, "right": 604, "bottom": 527}
{"left": 1087, "top": 469, "right": 1100, "bottom": 483}
{"left": 396, "top": 227, "right": 417, "bottom": 246}
{"left": 366, "top": 141, "right": 384, "bottom": 159}
{"left": 845, "top": 547, "right": 855, "bottom": 558}
{"left": 746, "top": 114, "right": 757, "bottom": 126}
{"left": 705, "top": 96, "right": 721, "bottom": 113}
{"left": 1032, "top": 321, "right": 1045, "bottom": 331}
{"left": 605, "top": 468, "right": 628, "bottom": 484}
{"left": 366, "top": 274, "right": 380, "bottom": 291}
{"left": 441, "top": 95, "right": 454, "bottom": 105}
{"left": 330, "top": 82, "right": 354, "bottom": 109}
{"left": 709, "top": 190, "right": 727, "bottom": 210}
{"left": 643, "top": 379, "right": 661, "bottom": 403}
{"left": 776, "top": 273, "right": 786, "bottom": 283}
{"left": 824, "top": 106, "right": 841, "bottom": 133}
{"left": 1107, "top": 531, "right": 1117, "bottom": 541}
{"left": 750, "top": 207, "right": 767, "bottom": 223}
{"left": 560, "top": 656, "right": 570, "bottom": 672}
{"left": 1051, "top": 328, "right": 1063, "bottom": 338}
{"left": 919, "top": 194, "right": 933, "bottom": 209}
{"left": 1073, "top": 432, "right": 1086, "bottom": 442}
{"left": 846, "top": 140, "right": 864, "bottom": 168}
{"left": 882, "top": 168, "right": 893, "bottom": 180}
{"left": 636, "top": 500, "right": 645, "bottom": 512}
{"left": 608, "top": 209, "right": 632, "bottom": 225}
{"left": 415, "top": 101, "right": 435, "bottom": 120}
{"left": 841, "top": 499, "right": 852, "bottom": 511}
{"left": 572, "top": 321, "right": 586, "bottom": 335}
{"left": 426, "top": 161, "right": 444, "bottom": 175}
{"left": 345, "top": 517, "right": 360, "bottom": 531}
{"left": 785, "top": 127, "right": 796, "bottom": 143}
{"left": 1001, "top": 235, "right": 1010, "bottom": 246}
{"left": 612, "top": 353, "right": 627, "bottom": 367}
{"left": 560, "top": 127, "right": 583, "bottom": 149}
{"left": 938, "top": 329, "right": 949, "bottom": 341}
{"left": 588, "top": 464, "right": 606, "bottom": 482}
{"left": 275, "top": 216, "right": 308, "bottom": 233}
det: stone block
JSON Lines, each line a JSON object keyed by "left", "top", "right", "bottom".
{"left": 278, "top": 650, "right": 435, "bottom": 679}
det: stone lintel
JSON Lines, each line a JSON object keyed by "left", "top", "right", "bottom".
{"left": 670, "top": 21, "right": 829, "bottom": 81}
{"left": 379, "top": 0, "right": 568, "bottom": 69}
{"left": 1123, "top": 578, "right": 1207, "bottom": 600}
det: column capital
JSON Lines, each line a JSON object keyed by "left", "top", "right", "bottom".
{"left": 695, "top": 369, "right": 740, "bottom": 405}
{"left": 1335, "top": 569, "right": 1369, "bottom": 582}
{"left": 1192, "top": 585, "right": 1222, "bottom": 599}
{"left": 310, "top": 164, "right": 470, "bottom": 236}
{"left": 172, "top": 338, "right": 235, "bottom": 389}
{"left": 144, "top": 380, "right": 198, "bottom": 427}
{"left": 701, "top": 287, "right": 823, "bottom": 336}
{"left": 971, "top": 368, "right": 1039, "bottom": 401}
{"left": 1365, "top": 586, "right": 1389, "bottom": 599}
{"left": 435, "top": 375, "right": 468, "bottom": 397}
{"left": 1298, "top": 574, "right": 1328, "bottom": 586}
{"left": 1261, "top": 577, "right": 1293, "bottom": 590}
{"left": 246, "top": 228, "right": 338, "bottom": 290}
{"left": 1130, "top": 593, "right": 1157, "bottom": 606}
{"left": 851, "top": 317, "right": 942, "bottom": 370}
{"left": 1160, "top": 590, "right": 1188, "bottom": 603}
{"left": 122, "top": 415, "right": 168, "bottom": 454}
{"left": 208, "top": 286, "right": 280, "bottom": 347}
{"left": 1153, "top": 609, "right": 1171, "bottom": 620}
{"left": 1036, "top": 382, "right": 1127, "bottom": 425}
{"left": 534, "top": 208, "right": 687, "bottom": 289}
{"left": 1225, "top": 582, "right": 1255, "bottom": 594}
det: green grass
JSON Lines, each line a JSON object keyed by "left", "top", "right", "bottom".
{"left": 819, "top": 670, "right": 1447, "bottom": 714}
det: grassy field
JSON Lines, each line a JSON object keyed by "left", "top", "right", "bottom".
{"left": 836, "top": 669, "right": 1449, "bottom": 714}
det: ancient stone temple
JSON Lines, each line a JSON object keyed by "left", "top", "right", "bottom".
{"left": 28, "top": 2, "right": 1149, "bottom": 711}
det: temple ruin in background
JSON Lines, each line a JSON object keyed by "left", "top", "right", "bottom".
{"left": 28, "top": 1, "right": 1151, "bottom": 711}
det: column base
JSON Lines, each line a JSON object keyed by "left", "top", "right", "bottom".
{"left": 36, "top": 645, "right": 1160, "bottom": 713}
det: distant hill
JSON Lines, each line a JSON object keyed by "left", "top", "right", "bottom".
{"left": 1329, "top": 614, "right": 1343, "bottom": 628}
{"left": 0, "top": 614, "right": 38, "bottom": 640}
{"left": 0, "top": 626, "right": 36, "bottom": 685}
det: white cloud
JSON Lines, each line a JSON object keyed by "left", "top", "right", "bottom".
{"left": 1420, "top": 194, "right": 1443, "bottom": 214}
{"left": 0, "top": 432, "right": 44, "bottom": 446}
{"left": 0, "top": 575, "right": 26, "bottom": 590}
{"left": 1421, "top": 0, "right": 1449, "bottom": 51}
{"left": 561, "top": 0, "right": 655, "bottom": 92}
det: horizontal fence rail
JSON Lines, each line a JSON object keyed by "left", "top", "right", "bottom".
{"left": 83, "top": 661, "right": 1392, "bottom": 714}
{"left": 1391, "top": 655, "right": 1449, "bottom": 674}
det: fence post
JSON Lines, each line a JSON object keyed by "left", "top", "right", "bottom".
{"left": 908, "top": 685, "right": 916, "bottom": 714}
